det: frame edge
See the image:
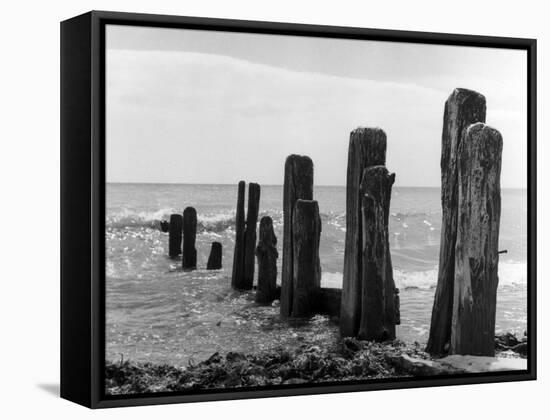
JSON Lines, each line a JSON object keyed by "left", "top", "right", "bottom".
{"left": 60, "top": 11, "right": 94, "bottom": 408}
{"left": 68, "top": 10, "right": 537, "bottom": 408}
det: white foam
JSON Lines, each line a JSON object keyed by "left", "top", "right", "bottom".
{"left": 320, "top": 261, "right": 527, "bottom": 290}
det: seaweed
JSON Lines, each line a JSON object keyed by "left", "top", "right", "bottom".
{"left": 105, "top": 333, "right": 527, "bottom": 395}
{"left": 105, "top": 338, "right": 419, "bottom": 395}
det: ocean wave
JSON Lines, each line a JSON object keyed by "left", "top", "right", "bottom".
{"left": 320, "top": 261, "right": 527, "bottom": 291}
{"left": 106, "top": 209, "right": 286, "bottom": 234}
{"left": 106, "top": 208, "right": 236, "bottom": 232}
{"left": 106, "top": 208, "right": 174, "bottom": 229}
{"left": 391, "top": 211, "right": 437, "bottom": 219}
{"left": 197, "top": 214, "right": 235, "bottom": 233}
{"left": 106, "top": 208, "right": 374, "bottom": 232}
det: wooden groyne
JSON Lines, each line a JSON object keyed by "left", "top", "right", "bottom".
{"left": 182, "top": 207, "right": 197, "bottom": 270}
{"left": 291, "top": 199, "right": 322, "bottom": 317}
{"left": 357, "top": 165, "right": 398, "bottom": 341}
{"left": 231, "top": 181, "right": 247, "bottom": 289}
{"left": 160, "top": 220, "right": 169, "bottom": 233}
{"left": 281, "top": 155, "right": 314, "bottom": 318}
{"left": 207, "top": 242, "right": 222, "bottom": 270}
{"left": 153, "top": 86, "right": 504, "bottom": 358}
{"left": 168, "top": 214, "right": 183, "bottom": 258}
{"left": 340, "top": 128, "right": 387, "bottom": 337}
{"left": 427, "top": 88, "right": 487, "bottom": 355}
{"left": 232, "top": 181, "right": 262, "bottom": 290}
{"left": 255, "top": 216, "right": 278, "bottom": 304}
{"left": 243, "top": 183, "right": 261, "bottom": 289}
{"left": 450, "top": 122, "right": 502, "bottom": 356}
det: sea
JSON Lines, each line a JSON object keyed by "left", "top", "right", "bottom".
{"left": 106, "top": 183, "right": 527, "bottom": 366}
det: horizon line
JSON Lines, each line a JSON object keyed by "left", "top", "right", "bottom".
{"left": 106, "top": 181, "right": 527, "bottom": 190}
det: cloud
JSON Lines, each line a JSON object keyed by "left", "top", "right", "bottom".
{"left": 106, "top": 49, "right": 526, "bottom": 188}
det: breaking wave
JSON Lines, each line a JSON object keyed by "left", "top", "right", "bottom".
{"left": 106, "top": 209, "right": 286, "bottom": 233}
{"left": 320, "top": 261, "right": 527, "bottom": 291}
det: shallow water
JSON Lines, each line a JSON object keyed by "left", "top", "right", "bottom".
{"left": 106, "top": 184, "right": 527, "bottom": 366}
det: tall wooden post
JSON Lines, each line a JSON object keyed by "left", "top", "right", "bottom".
{"left": 281, "top": 155, "right": 313, "bottom": 318}
{"left": 207, "top": 242, "right": 222, "bottom": 270}
{"left": 168, "top": 214, "right": 183, "bottom": 258}
{"left": 182, "top": 207, "right": 197, "bottom": 270}
{"left": 243, "top": 183, "right": 261, "bottom": 290}
{"left": 357, "top": 166, "right": 398, "bottom": 341}
{"left": 291, "top": 199, "right": 322, "bottom": 317}
{"left": 340, "top": 128, "right": 386, "bottom": 337}
{"left": 231, "top": 181, "right": 246, "bottom": 289}
{"left": 427, "top": 88, "right": 486, "bottom": 355}
{"left": 255, "top": 216, "right": 278, "bottom": 304}
{"left": 450, "top": 123, "right": 502, "bottom": 356}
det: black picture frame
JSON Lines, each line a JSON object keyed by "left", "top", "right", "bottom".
{"left": 60, "top": 10, "right": 537, "bottom": 409}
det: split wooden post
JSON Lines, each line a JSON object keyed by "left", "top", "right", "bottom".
{"left": 182, "top": 207, "right": 197, "bottom": 270}
{"left": 450, "top": 123, "right": 502, "bottom": 356}
{"left": 291, "top": 199, "right": 322, "bottom": 317}
{"left": 243, "top": 183, "right": 261, "bottom": 289}
{"left": 340, "top": 128, "right": 387, "bottom": 337}
{"left": 280, "top": 155, "right": 314, "bottom": 318}
{"left": 427, "top": 88, "right": 486, "bottom": 355}
{"left": 231, "top": 181, "right": 246, "bottom": 289}
{"left": 207, "top": 242, "right": 222, "bottom": 270}
{"left": 168, "top": 214, "right": 183, "bottom": 258}
{"left": 255, "top": 216, "right": 278, "bottom": 304}
{"left": 357, "top": 166, "right": 398, "bottom": 341}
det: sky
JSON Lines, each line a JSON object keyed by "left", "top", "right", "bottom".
{"left": 106, "top": 24, "right": 527, "bottom": 188}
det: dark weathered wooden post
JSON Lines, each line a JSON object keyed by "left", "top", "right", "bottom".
{"left": 255, "top": 216, "right": 278, "bottom": 304}
{"left": 231, "top": 181, "right": 246, "bottom": 289}
{"left": 450, "top": 122, "right": 502, "bottom": 356}
{"left": 243, "top": 183, "right": 261, "bottom": 290}
{"left": 168, "top": 214, "right": 183, "bottom": 258}
{"left": 281, "top": 155, "right": 314, "bottom": 318}
{"left": 427, "top": 88, "right": 486, "bottom": 355}
{"left": 160, "top": 220, "right": 169, "bottom": 233}
{"left": 357, "top": 166, "right": 398, "bottom": 341}
{"left": 340, "top": 128, "right": 387, "bottom": 337}
{"left": 182, "top": 207, "right": 197, "bottom": 270}
{"left": 291, "top": 199, "right": 322, "bottom": 317}
{"left": 207, "top": 242, "right": 222, "bottom": 270}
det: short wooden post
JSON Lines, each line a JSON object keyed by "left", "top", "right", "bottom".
{"left": 207, "top": 242, "right": 222, "bottom": 270}
{"left": 427, "top": 88, "right": 486, "bottom": 355}
{"left": 255, "top": 216, "right": 278, "bottom": 304}
{"left": 291, "top": 199, "right": 322, "bottom": 317}
{"left": 340, "top": 127, "right": 386, "bottom": 337}
{"left": 357, "top": 166, "right": 398, "bottom": 341}
{"left": 160, "top": 220, "right": 169, "bottom": 233}
{"left": 182, "top": 207, "right": 197, "bottom": 270}
{"left": 231, "top": 181, "right": 246, "bottom": 289}
{"left": 243, "top": 183, "right": 261, "bottom": 290}
{"left": 450, "top": 122, "right": 502, "bottom": 356}
{"left": 168, "top": 214, "right": 183, "bottom": 258}
{"left": 281, "top": 155, "right": 313, "bottom": 318}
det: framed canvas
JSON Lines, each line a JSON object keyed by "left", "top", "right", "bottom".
{"left": 60, "top": 11, "right": 537, "bottom": 408}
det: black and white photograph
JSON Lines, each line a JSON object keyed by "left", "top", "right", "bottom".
{"left": 102, "top": 22, "right": 530, "bottom": 396}
{"left": 3, "top": 0, "right": 549, "bottom": 417}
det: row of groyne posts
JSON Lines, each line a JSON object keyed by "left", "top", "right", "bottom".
{"left": 163, "top": 88, "right": 503, "bottom": 357}
{"left": 162, "top": 207, "right": 221, "bottom": 270}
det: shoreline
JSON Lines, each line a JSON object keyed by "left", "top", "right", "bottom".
{"left": 105, "top": 333, "right": 527, "bottom": 395}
